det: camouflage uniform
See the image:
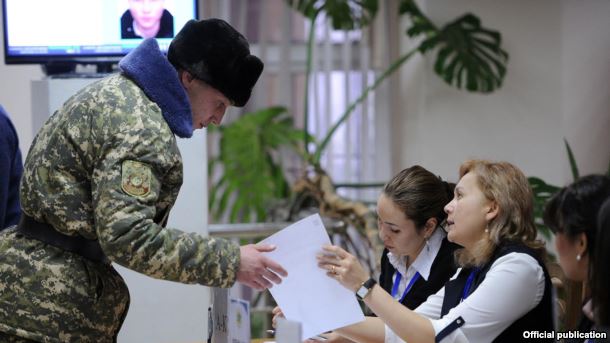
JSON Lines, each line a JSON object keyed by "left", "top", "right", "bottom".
{"left": 0, "top": 40, "right": 240, "bottom": 342}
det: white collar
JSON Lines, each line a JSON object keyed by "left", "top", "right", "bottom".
{"left": 387, "top": 227, "right": 445, "bottom": 281}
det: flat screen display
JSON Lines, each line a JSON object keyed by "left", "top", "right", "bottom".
{"left": 2, "top": 0, "right": 198, "bottom": 67}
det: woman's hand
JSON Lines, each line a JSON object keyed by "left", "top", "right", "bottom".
{"left": 304, "top": 331, "right": 350, "bottom": 343}
{"left": 317, "top": 245, "right": 370, "bottom": 292}
{"left": 271, "top": 306, "right": 285, "bottom": 328}
{"left": 273, "top": 304, "right": 354, "bottom": 343}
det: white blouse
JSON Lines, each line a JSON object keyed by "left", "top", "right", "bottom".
{"left": 384, "top": 252, "right": 546, "bottom": 343}
{"left": 387, "top": 227, "right": 445, "bottom": 300}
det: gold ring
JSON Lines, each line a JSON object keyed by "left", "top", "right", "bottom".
{"left": 331, "top": 265, "right": 336, "bottom": 274}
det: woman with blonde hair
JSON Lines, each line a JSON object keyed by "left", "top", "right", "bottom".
{"left": 304, "top": 160, "right": 554, "bottom": 342}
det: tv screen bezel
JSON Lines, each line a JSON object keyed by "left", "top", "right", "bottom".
{"left": 1, "top": 0, "right": 199, "bottom": 68}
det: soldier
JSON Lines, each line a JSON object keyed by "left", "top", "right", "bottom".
{"left": 0, "top": 19, "right": 287, "bottom": 342}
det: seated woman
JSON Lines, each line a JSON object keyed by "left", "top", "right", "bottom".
{"left": 274, "top": 165, "right": 459, "bottom": 342}
{"left": 592, "top": 197, "right": 610, "bottom": 332}
{"left": 376, "top": 166, "right": 459, "bottom": 311}
{"left": 309, "top": 160, "right": 555, "bottom": 342}
{"left": 544, "top": 175, "right": 610, "bottom": 340}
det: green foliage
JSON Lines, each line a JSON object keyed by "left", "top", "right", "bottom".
{"left": 529, "top": 139, "right": 610, "bottom": 239}
{"left": 286, "top": 0, "right": 378, "bottom": 29}
{"left": 564, "top": 138, "right": 579, "bottom": 180}
{"left": 286, "top": 0, "right": 379, "bottom": 161}
{"left": 208, "top": 107, "right": 308, "bottom": 222}
{"left": 211, "top": 1, "right": 511, "bottom": 223}
{"left": 400, "top": 0, "right": 508, "bottom": 92}
{"left": 312, "top": 1, "right": 510, "bottom": 164}
{"left": 528, "top": 176, "right": 560, "bottom": 239}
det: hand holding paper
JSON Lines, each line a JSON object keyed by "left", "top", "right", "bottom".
{"left": 317, "top": 245, "right": 370, "bottom": 292}
{"left": 261, "top": 214, "right": 365, "bottom": 340}
{"left": 237, "top": 244, "right": 288, "bottom": 290}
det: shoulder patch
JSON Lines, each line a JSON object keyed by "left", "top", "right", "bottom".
{"left": 121, "top": 160, "right": 152, "bottom": 197}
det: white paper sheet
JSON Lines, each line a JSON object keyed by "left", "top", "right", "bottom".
{"left": 261, "top": 214, "right": 365, "bottom": 340}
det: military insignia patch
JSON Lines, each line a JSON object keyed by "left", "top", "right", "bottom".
{"left": 121, "top": 160, "right": 152, "bottom": 197}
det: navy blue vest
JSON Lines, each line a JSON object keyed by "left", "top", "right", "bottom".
{"left": 439, "top": 242, "right": 554, "bottom": 342}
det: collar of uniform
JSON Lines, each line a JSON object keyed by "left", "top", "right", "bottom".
{"left": 387, "top": 227, "right": 445, "bottom": 281}
{"left": 119, "top": 38, "right": 193, "bottom": 138}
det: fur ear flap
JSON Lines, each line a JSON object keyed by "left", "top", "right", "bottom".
{"left": 168, "top": 19, "right": 264, "bottom": 107}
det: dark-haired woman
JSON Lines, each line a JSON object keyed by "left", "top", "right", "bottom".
{"left": 376, "top": 166, "right": 459, "bottom": 311}
{"left": 592, "top": 197, "right": 610, "bottom": 333}
{"left": 274, "top": 165, "right": 459, "bottom": 343}
{"left": 544, "top": 174, "right": 610, "bottom": 341}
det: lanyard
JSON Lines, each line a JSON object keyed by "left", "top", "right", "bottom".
{"left": 460, "top": 268, "right": 480, "bottom": 302}
{"left": 391, "top": 271, "right": 421, "bottom": 302}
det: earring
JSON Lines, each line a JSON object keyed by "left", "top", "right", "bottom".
{"left": 425, "top": 238, "right": 430, "bottom": 252}
{"left": 484, "top": 228, "right": 489, "bottom": 233}
{"left": 576, "top": 254, "right": 581, "bottom": 261}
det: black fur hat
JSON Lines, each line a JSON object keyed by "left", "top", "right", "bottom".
{"left": 168, "top": 19, "right": 263, "bottom": 107}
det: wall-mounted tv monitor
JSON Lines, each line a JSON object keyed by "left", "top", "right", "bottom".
{"left": 2, "top": 0, "right": 198, "bottom": 74}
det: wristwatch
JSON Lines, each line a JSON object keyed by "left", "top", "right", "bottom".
{"left": 356, "top": 278, "right": 377, "bottom": 299}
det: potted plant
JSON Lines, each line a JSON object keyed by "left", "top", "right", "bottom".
{"left": 209, "top": 0, "right": 509, "bottom": 271}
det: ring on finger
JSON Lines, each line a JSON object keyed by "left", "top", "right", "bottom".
{"left": 331, "top": 265, "right": 336, "bottom": 274}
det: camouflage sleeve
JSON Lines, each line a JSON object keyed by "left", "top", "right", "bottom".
{"left": 92, "top": 125, "right": 240, "bottom": 287}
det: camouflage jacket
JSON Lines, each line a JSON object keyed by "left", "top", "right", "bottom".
{"left": 20, "top": 73, "right": 240, "bottom": 284}
{"left": 0, "top": 39, "right": 239, "bottom": 341}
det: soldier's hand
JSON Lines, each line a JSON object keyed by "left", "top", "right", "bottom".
{"left": 237, "top": 244, "right": 288, "bottom": 290}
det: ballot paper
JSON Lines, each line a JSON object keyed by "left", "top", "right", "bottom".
{"left": 261, "top": 214, "right": 365, "bottom": 340}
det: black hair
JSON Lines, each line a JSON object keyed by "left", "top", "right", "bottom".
{"left": 592, "top": 197, "right": 610, "bottom": 327}
{"left": 543, "top": 175, "right": 610, "bottom": 256}
{"left": 383, "top": 165, "right": 455, "bottom": 231}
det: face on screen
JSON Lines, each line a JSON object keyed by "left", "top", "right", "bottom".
{"left": 128, "top": 0, "right": 166, "bottom": 36}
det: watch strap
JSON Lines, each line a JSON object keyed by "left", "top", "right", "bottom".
{"left": 357, "top": 278, "right": 377, "bottom": 299}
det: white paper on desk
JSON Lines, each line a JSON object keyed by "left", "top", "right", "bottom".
{"left": 261, "top": 214, "right": 365, "bottom": 340}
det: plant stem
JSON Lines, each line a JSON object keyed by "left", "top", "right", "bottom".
{"left": 313, "top": 45, "right": 420, "bottom": 164}
{"left": 303, "top": 9, "right": 322, "bottom": 163}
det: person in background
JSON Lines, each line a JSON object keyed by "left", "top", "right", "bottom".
{"left": 121, "top": 0, "right": 174, "bottom": 39}
{"left": 592, "top": 197, "right": 610, "bottom": 332}
{"left": 0, "top": 19, "right": 286, "bottom": 342}
{"left": 0, "top": 105, "right": 23, "bottom": 230}
{"left": 299, "top": 160, "right": 554, "bottom": 343}
{"left": 276, "top": 165, "right": 460, "bottom": 343}
{"left": 544, "top": 174, "right": 610, "bottom": 341}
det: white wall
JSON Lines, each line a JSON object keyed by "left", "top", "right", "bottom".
{"left": 394, "top": 0, "right": 610, "bottom": 185}
{"left": 0, "top": 1, "right": 43, "bottom": 153}
{"left": 562, "top": 0, "right": 610, "bottom": 178}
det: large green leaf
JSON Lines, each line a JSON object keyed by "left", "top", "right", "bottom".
{"left": 400, "top": 0, "right": 508, "bottom": 93}
{"left": 528, "top": 176, "right": 561, "bottom": 240}
{"left": 208, "top": 107, "right": 309, "bottom": 222}
{"left": 285, "top": 0, "right": 378, "bottom": 30}
{"left": 564, "top": 138, "right": 580, "bottom": 180}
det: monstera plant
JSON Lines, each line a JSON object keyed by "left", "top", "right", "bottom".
{"left": 209, "top": 1, "right": 510, "bottom": 270}
{"left": 280, "top": 0, "right": 510, "bottom": 268}
{"left": 208, "top": 106, "right": 309, "bottom": 222}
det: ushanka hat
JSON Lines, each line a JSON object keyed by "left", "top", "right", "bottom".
{"left": 168, "top": 19, "right": 263, "bottom": 107}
